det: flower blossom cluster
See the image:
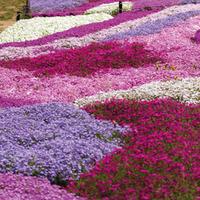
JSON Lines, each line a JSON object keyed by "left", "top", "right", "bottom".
{"left": 74, "top": 77, "right": 200, "bottom": 107}
{"left": 68, "top": 98, "right": 200, "bottom": 199}
{"left": 0, "top": 41, "right": 164, "bottom": 77}
{"left": 0, "top": 173, "right": 85, "bottom": 200}
{"left": 0, "top": 103, "right": 127, "bottom": 182}
{"left": 30, "top": 0, "right": 88, "bottom": 14}
{"left": 0, "top": 0, "right": 199, "bottom": 199}
{"left": 0, "top": 13, "right": 112, "bottom": 43}
{"left": 0, "top": 6, "right": 158, "bottom": 48}
{"left": 30, "top": 0, "right": 188, "bottom": 17}
{"left": 85, "top": 1, "right": 133, "bottom": 16}
{"left": 1, "top": 4, "right": 200, "bottom": 59}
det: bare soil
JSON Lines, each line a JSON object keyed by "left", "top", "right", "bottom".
{"left": 0, "top": 16, "right": 16, "bottom": 32}
{"left": 0, "top": 0, "right": 26, "bottom": 32}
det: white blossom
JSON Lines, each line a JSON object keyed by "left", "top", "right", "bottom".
{"left": 74, "top": 77, "right": 200, "bottom": 107}
{"left": 85, "top": 1, "right": 133, "bottom": 15}
{"left": 0, "top": 13, "right": 112, "bottom": 43}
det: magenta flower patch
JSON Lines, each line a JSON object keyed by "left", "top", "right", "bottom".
{"left": 191, "top": 29, "right": 200, "bottom": 43}
{"left": 0, "top": 41, "right": 164, "bottom": 77}
{"left": 67, "top": 98, "right": 200, "bottom": 199}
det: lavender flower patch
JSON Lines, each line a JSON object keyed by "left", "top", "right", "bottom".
{"left": 30, "top": 0, "right": 88, "bottom": 14}
{"left": 0, "top": 103, "right": 128, "bottom": 183}
{"left": 105, "top": 10, "right": 200, "bottom": 41}
{"left": 181, "top": 0, "right": 200, "bottom": 4}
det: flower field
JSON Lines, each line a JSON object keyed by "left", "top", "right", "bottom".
{"left": 0, "top": 0, "right": 199, "bottom": 199}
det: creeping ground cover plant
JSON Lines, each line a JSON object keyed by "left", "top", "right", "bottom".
{"left": 2, "top": 4, "right": 200, "bottom": 59}
{"left": 74, "top": 77, "right": 200, "bottom": 107}
{"left": 84, "top": 1, "right": 133, "bottom": 16}
{"left": 67, "top": 98, "right": 200, "bottom": 199}
{"left": 0, "top": 13, "right": 112, "bottom": 43}
{"left": 0, "top": 173, "right": 85, "bottom": 200}
{"left": 0, "top": 41, "right": 164, "bottom": 77}
{"left": 30, "top": 0, "right": 88, "bottom": 14}
{"left": 0, "top": 4, "right": 200, "bottom": 60}
{"left": 0, "top": 0, "right": 200, "bottom": 199}
{"left": 0, "top": 103, "right": 128, "bottom": 183}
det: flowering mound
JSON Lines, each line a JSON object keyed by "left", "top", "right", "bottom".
{"left": 30, "top": 0, "right": 182, "bottom": 17}
{"left": 181, "top": 0, "right": 200, "bottom": 4}
{"left": 0, "top": 173, "right": 85, "bottom": 200}
{"left": 74, "top": 77, "right": 200, "bottom": 107}
{"left": 0, "top": 0, "right": 200, "bottom": 199}
{"left": 0, "top": 10, "right": 156, "bottom": 49}
{"left": 30, "top": 0, "right": 88, "bottom": 14}
{"left": 0, "top": 13, "right": 112, "bottom": 43}
{"left": 0, "top": 103, "right": 127, "bottom": 182}
{"left": 85, "top": 1, "right": 133, "bottom": 16}
{"left": 2, "top": 3, "right": 200, "bottom": 60}
{"left": 192, "top": 29, "right": 200, "bottom": 43}
{"left": 105, "top": 9, "right": 200, "bottom": 41}
{"left": 67, "top": 98, "right": 200, "bottom": 199}
{"left": 0, "top": 96, "right": 38, "bottom": 108}
{"left": 0, "top": 42, "right": 164, "bottom": 77}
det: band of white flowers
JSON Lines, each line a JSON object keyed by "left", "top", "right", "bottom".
{"left": 74, "top": 77, "right": 200, "bottom": 107}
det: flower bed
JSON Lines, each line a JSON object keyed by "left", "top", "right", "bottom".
{"left": 30, "top": 0, "right": 88, "bottom": 14}
{"left": 31, "top": 0, "right": 181, "bottom": 17}
{"left": 1, "top": 4, "right": 200, "bottom": 59}
{"left": 0, "top": 173, "right": 85, "bottom": 200}
{"left": 85, "top": 1, "right": 133, "bottom": 16}
{"left": 0, "top": 9, "right": 156, "bottom": 48}
{"left": 0, "top": 0, "right": 199, "bottom": 199}
{"left": 74, "top": 77, "right": 200, "bottom": 107}
{"left": 67, "top": 98, "right": 200, "bottom": 199}
{"left": 0, "top": 13, "right": 112, "bottom": 43}
{"left": 105, "top": 9, "right": 200, "bottom": 41}
{"left": 0, "top": 102, "right": 127, "bottom": 182}
{"left": 0, "top": 41, "right": 164, "bottom": 77}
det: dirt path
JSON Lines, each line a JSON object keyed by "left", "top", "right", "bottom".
{"left": 0, "top": 17, "right": 16, "bottom": 32}
{"left": 0, "top": 0, "right": 26, "bottom": 32}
